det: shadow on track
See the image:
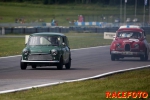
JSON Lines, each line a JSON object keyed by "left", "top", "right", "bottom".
{"left": 28, "top": 67, "right": 90, "bottom": 70}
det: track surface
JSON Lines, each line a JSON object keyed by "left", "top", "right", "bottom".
{"left": 0, "top": 46, "right": 150, "bottom": 91}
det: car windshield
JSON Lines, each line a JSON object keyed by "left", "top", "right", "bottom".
{"left": 117, "top": 31, "right": 142, "bottom": 39}
{"left": 28, "top": 36, "right": 60, "bottom": 46}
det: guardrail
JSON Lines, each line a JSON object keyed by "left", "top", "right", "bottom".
{"left": 0, "top": 26, "right": 150, "bottom": 34}
{"left": 0, "top": 27, "right": 69, "bottom": 34}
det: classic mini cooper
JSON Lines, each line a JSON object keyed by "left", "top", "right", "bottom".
{"left": 110, "top": 25, "right": 150, "bottom": 61}
{"left": 20, "top": 32, "right": 71, "bottom": 70}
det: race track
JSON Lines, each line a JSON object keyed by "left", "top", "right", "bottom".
{"left": 0, "top": 46, "right": 150, "bottom": 92}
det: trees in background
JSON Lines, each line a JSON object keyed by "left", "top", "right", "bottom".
{"left": 0, "top": 0, "right": 148, "bottom": 6}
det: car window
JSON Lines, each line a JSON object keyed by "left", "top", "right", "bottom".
{"left": 66, "top": 37, "right": 69, "bottom": 46}
{"left": 143, "top": 31, "right": 146, "bottom": 36}
{"left": 28, "top": 36, "right": 60, "bottom": 46}
{"left": 62, "top": 36, "right": 69, "bottom": 46}
{"left": 62, "top": 37, "right": 65, "bottom": 43}
{"left": 40, "top": 37, "right": 51, "bottom": 45}
{"left": 117, "top": 31, "right": 142, "bottom": 39}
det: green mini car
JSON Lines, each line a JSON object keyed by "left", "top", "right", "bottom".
{"left": 20, "top": 32, "right": 71, "bottom": 70}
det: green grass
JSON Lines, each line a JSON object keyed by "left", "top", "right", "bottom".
{"left": 0, "top": 2, "right": 148, "bottom": 26}
{"left": 0, "top": 68, "right": 149, "bottom": 100}
{"left": 0, "top": 33, "right": 112, "bottom": 57}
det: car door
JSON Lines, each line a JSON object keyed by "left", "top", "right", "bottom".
{"left": 64, "top": 36, "right": 70, "bottom": 62}
{"left": 62, "top": 36, "right": 67, "bottom": 62}
{"left": 143, "top": 31, "right": 150, "bottom": 54}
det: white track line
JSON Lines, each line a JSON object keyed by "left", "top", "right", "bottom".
{"left": 71, "top": 45, "right": 109, "bottom": 51}
{"left": 0, "top": 55, "right": 21, "bottom": 59}
{"left": 0, "top": 65, "right": 149, "bottom": 94}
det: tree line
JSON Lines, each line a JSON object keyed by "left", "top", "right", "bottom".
{"left": 0, "top": 0, "right": 149, "bottom": 6}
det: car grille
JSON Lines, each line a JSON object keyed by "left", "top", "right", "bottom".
{"left": 28, "top": 54, "right": 52, "bottom": 61}
{"left": 125, "top": 44, "right": 130, "bottom": 51}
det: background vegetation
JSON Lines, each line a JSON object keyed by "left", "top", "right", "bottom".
{"left": 0, "top": 0, "right": 148, "bottom": 5}
{"left": 0, "top": 1, "right": 149, "bottom": 26}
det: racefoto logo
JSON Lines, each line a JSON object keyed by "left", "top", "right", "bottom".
{"left": 106, "top": 91, "right": 149, "bottom": 99}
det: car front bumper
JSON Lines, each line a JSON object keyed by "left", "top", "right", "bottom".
{"left": 111, "top": 51, "right": 145, "bottom": 55}
{"left": 21, "top": 60, "right": 59, "bottom": 63}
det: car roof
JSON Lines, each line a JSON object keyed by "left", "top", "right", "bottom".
{"left": 30, "top": 32, "right": 65, "bottom": 36}
{"left": 119, "top": 25, "right": 141, "bottom": 29}
{"left": 117, "top": 25, "right": 144, "bottom": 32}
{"left": 117, "top": 28, "right": 144, "bottom": 32}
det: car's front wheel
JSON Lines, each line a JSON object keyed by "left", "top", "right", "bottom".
{"left": 115, "top": 56, "right": 120, "bottom": 61}
{"left": 111, "top": 54, "right": 115, "bottom": 61}
{"left": 20, "top": 61, "right": 27, "bottom": 70}
{"left": 57, "top": 57, "right": 63, "bottom": 70}
{"left": 32, "top": 65, "right": 37, "bottom": 69}
{"left": 65, "top": 57, "right": 71, "bottom": 69}
{"left": 140, "top": 51, "right": 149, "bottom": 61}
{"left": 144, "top": 50, "right": 148, "bottom": 61}
{"left": 140, "top": 55, "right": 145, "bottom": 61}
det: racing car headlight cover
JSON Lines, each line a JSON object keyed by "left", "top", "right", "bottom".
{"left": 51, "top": 49, "right": 58, "bottom": 55}
{"left": 134, "top": 44, "right": 139, "bottom": 49}
{"left": 116, "top": 43, "right": 121, "bottom": 48}
{"left": 23, "top": 50, "right": 29, "bottom": 55}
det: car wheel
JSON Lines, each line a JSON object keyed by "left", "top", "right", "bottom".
{"left": 111, "top": 54, "right": 115, "bottom": 61}
{"left": 140, "top": 55, "right": 145, "bottom": 61}
{"left": 144, "top": 51, "right": 148, "bottom": 61}
{"left": 57, "top": 57, "right": 63, "bottom": 70}
{"left": 65, "top": 57, "right": 71, "bottom": 69}
{"left": 20, "top": 62, "right": 27, "bottom": 70}
{"left": 32, "top": 65, "right": 37, "bottom": 69}
{"left": 116, "top": 56, "right": 120, "bottom": 61}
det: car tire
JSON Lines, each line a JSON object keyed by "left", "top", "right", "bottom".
{"left": 20, "top": 62, "right": 27, "bottom": 70}
{"left": 116, "top": 56, "right": 120, "bottom": 61}
{"left": 140, "top": 55, "right": 145, "bottom": 61}
{"left": 32, "top": 65, "right": 37, "bottom": 69}
{"left": 144, "top": 51, "right": 148, "bottom": 61}
{"left": 111, "top": 54, "right": 115, "bottom": 61}
{"left": 65, "top": 57, "right": 71, "bottom": 69}
{"left": 57, "top": 57, "right": 63, "bottom": 70}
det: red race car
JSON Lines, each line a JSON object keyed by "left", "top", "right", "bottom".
{"left": 110, "top": 25, "right": 150, "bottom": 61}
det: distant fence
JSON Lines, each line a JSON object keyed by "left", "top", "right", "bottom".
{"left": 74, "top": 22, "right": 107, "bottom": 27}
{"left": 1, "top": 27, "right": 150, "bottom": 35}
{"left": 0, "top": 27, "right": 69, "bottom": 34}
{"left": 0, "top": 23, "right": 44, "bottom": 27}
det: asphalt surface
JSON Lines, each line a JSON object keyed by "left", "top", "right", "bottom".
{"left": 0, "top": 46, "right": 150, "bottom": 92}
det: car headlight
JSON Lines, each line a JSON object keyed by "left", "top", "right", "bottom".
{"left": 116, "top": 43, "right": 121, "bottom": 48}
{"left": 134, "top": 44, "right": 139, "bottom": 49}
{"left": 23, "top": 50, "right": 29, "bottom": 55}
{"left": 51, "top": 49, "right": 58, "bottom": 55}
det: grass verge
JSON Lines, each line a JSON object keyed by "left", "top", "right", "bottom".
{"left": 0, "top": 68, "right": 149, "bottom": 100}
{"left": 0, "top": 33, "right": 112, "bottom": 57}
